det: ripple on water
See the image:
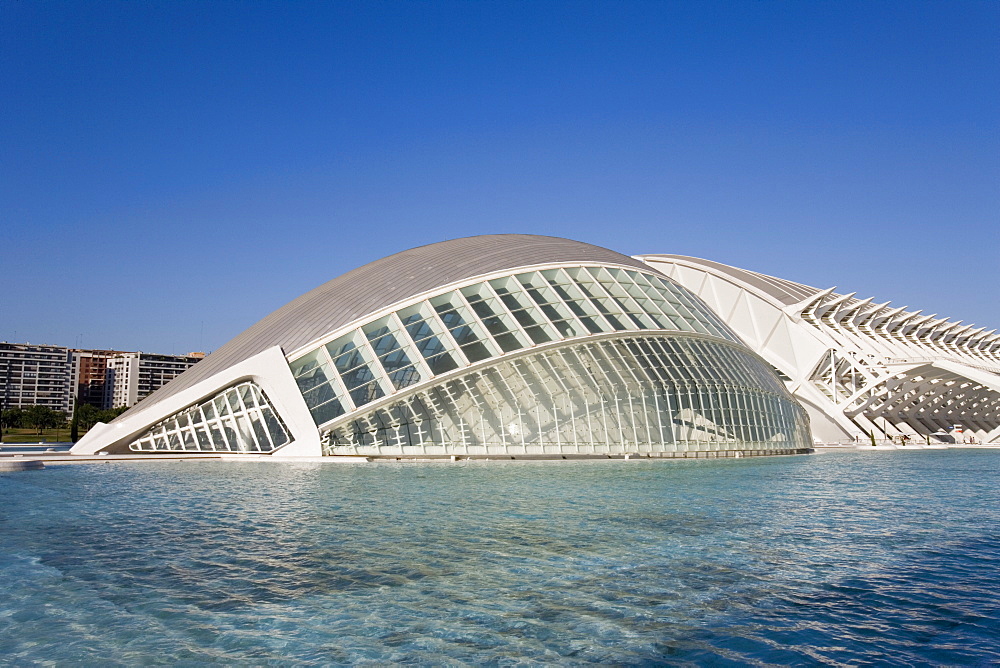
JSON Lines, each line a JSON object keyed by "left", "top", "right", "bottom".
{"left": 0, "top": 451, "right": 998, "bottom": 664}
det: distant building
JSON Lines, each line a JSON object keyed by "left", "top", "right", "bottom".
{"left": 71, "top": 349, "right": 131, "bottom": 409}
{"left": 1, "top": 344, "right": 205, "bottom": 414}
{"left": 0, "top": 342, "right": 74, "bottom": 414}
{"left": 105, "top": 352, "right": 204, "bottom": 408}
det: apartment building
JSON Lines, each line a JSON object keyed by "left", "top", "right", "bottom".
{"left": 71, "top": 349, "right": 131, "bottom": 409}
{"left": 105, "top": 352, "right": 204, "bottom": 408}
{"left": 0, "top": 342, "right": 74, "bottom": 414}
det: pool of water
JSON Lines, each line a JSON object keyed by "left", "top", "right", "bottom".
{"left": 1, "top": 450, "right": 997, "bottom": 665}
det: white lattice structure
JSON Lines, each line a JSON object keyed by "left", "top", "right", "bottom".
{"left": 637, "top": 255, "right": 1000, "bottom": 444}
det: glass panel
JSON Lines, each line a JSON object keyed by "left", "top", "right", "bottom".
{"left": 209, "top": 424, "right": 226, "bottom": 449}
{"left": 334, "top": 346, "right": 365, "bottom": 373}
{"left": 350, "top": 380, "right": 385, "bottom": 407}
{"left": 491, "top": 279, "right": 560, "bottom": 343}
{"left": 548, "top": 280, "right": 610, "bottom": 334}
{"left": 251, "top": 416, "right": 271, "bottom": 449}
{"left": 289, "top": 349, "right": 324, "bottom": 378}
{"left": 543, "top": 319, "right": 570, "bottom": 338}
{"left": 432, "top": 295, "right": 499, "bottom": 359}
{"left": 416, "top": 335, "right": 449, "bottom": 358}
{"left": 327, "top": 333, "right": 357, "bottom": 360}
{"left": 492, "top": 332, "right": 524, "bottom": 353}
{"left": 195, "top": 426, "right": 212, "bottom": 449}
{"left": 468, "top": 298, "right": 526, "bottom": 352}
{"left": 387, "top": 365, "right": 422, "bottom": 389}
{"left": 369, "top": 333, "right": 399, "bottom": 357}
{"left": 577, "top": 284, "right": 628, "bottom": 330}
{"left": 404, "top": 317, "right": 435, "bottom": 343}
{"left": 400, "top": 305, "right": 467, "bottom": 374}
{"left": 366, "top": 318, "right": 401, "bottom": 358}
{"left": 448, "top": 324, "right": 477, "bottom": 346}
{"left": 427, "top": 352, "right": 459, "bottom": 375}
{"left": 294, "top": 362, "right": 334, "bottom": 395}
{"left": 364, "top": 317, "right": 393, "bottom": 341}
{"left": 341, "top": 363, "right": 377, "bottom": 391}
{"left": 507, "top": 305, "right": 538, "bottom": 327}
{"left": 302, "top": 381, "right": 337, "bottom": 408}
{"left": 516, "top": 273, "right": 560, "bottom": 305}
{"left": 460, "top": 284, "right": 493, "bottom": 303}
{"left": 380, "top": 347, "right": 412, "bottom": 374}
{"left": 461, "top": 341, "right": 493, "bottom": 363}
{"left": 523, "top": 325, "right": 552, "bottom": 344}
{"left": 261, "top": 407, "right": 285, "bottom": 443}
{"left": 312, "top": 399, "right": 346, "bottom": 425}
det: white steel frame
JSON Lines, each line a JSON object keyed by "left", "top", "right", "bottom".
{"left": 640, "top": 255, "right": 1000, "bottom": 444}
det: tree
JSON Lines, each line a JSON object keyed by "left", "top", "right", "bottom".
{"left": 77, "top": 403, "right": 99, "bottom": 430}
{"left": 2, "top": 407, "right": 24, "bottom": 428}
{"left": 95, "top": 405, "right": 129, "bottom": 424}
{"left": 1, "top": 407, "right": 24, "bottom": 436}
{"left": 23, "top": 405, "right": 64, "bottom": 435}
{"left": 70, "top": 403, "right": 101, "bottom": 442}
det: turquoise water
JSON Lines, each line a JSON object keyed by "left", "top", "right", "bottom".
{"left": 1, "top": 451, "right": 998, "bottom": 665}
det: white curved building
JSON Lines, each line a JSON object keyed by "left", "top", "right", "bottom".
{"left": 72, "top": 236, "right": 810, "bottom": 459}
{"left": 637, "top": 255, "right": 1000, "bottom": 444}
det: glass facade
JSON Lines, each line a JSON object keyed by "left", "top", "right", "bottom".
{"left": 289, "top": 265, "right": 742, "bottom": 429}
{"left": 129, "top": 382, "right": 290, "bottom": 453}
{"left": 121, "top": 263, "right": 809, "bottom": 458}
{"left": 322, "top": 335, "right": 810, "bottom": 456}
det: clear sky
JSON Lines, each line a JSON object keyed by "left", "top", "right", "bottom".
{"left": 2, "top": 0, "right": 997, "bottom": 355}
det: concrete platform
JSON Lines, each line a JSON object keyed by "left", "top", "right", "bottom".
{"left": 0, "top": 459, "right": 45, "bottom": 472}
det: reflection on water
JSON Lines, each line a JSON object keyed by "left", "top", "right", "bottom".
{"left": 0, "top": 452, "right": 998, "bottom": 664}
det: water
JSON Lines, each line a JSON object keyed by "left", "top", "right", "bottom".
{"left": 1, "top": 450, "right": 997, "bottom": 665}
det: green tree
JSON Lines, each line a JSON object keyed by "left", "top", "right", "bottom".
{"left": 1, "top": 407, "right": 25, "bottom": 433}
{"left": 95, "top": 405, "right": 129, "bottom": 424}
{"left": 70, "top": 403, "right": 101, "bottom": 442}
{"left": 23, "top": 405, "right": 64, "bottom": 435}
{"left": 77, "top": 403, "right": 99, "bottom": 430}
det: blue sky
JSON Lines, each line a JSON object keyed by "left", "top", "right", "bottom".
{"left": 2, "top": 1, "right": 997, "bottom": 354}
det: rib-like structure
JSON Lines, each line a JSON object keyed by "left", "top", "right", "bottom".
{"left": 637, "top": 255, "right": 1000, "bottom": 443}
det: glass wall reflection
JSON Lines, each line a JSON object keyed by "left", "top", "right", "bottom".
{"left": 322, "top": 335, "right": 810, "bottom": 457}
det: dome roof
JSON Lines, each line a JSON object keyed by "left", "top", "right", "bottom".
{"left": 130, "top": 235, "right": 655, "bottom": 415}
